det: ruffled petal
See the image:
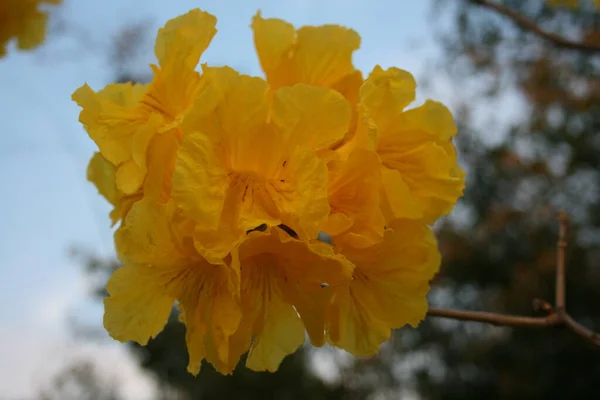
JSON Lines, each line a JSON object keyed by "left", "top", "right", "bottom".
{"left": 323, "top": 148, "right": 384, "bottom": 248}
{"left": 327, "top": 220, "right": 440, "bottom": 355}
{"left": 103, "top": 264, "right": 176, "bottom": 345}
{"left": 72, "top": 83, "right": 147, "bottom": 166}
{"left": 155, "top": 9, "right": 217, "bottom": 71}
{"left": 177, "top": 263, "right": 241, "bottom": 375}
{"left": 252, "top": 12, "right": 361, "bottom": 89}
{"left": 271, "top": 84, "right": 351, "bottom": 152}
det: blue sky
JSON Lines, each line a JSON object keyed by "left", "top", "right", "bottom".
{"left": 0, "top": 0, "right": 511, "bottom": 397}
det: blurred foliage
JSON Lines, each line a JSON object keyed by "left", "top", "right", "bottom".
{"left": 73, "top": 3, "right": 600, "bottom": 398}
{"left": 38, "top": 361, "right": 121, "bottom": 400}
{"left": 404, "top": 0, "right": 600, "bottom": 398}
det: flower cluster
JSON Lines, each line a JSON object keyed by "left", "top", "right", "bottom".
{"left": 0, "top": 0, "right": 61, "bottom": 58}
{"left": 73, "top": 9, "right": 465, "bottom": 374}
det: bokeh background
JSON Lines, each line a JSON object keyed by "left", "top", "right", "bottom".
{"left": 1, "top": 0, "right": 600, "bottom": 398}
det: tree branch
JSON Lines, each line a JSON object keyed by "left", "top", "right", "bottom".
{"left": 427, "top": 308, "right": 560, "bottom": 328}
{"left": 468, "top": 0, "right": 600, "bottom": 53}
{"left": 426, "top": 212, "right": 600, "bottom": 347}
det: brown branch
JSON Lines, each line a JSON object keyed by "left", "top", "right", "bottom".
{"left": 468, "top": 0, "right": 600, "bottom": 53}
{"left": 427, "top": 211, "right": 600, "bottom": 348}
{"left": 427, "top": 308, "right": 560, "bottom": 328}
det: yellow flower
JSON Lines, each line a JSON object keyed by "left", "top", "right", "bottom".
{"left": 172, "top": 66, "right": 351, "bottom": 263}
{"left": 345, "top": 65, "right": 465, "bottom": 224}
{"left": 105, "top": 198, "right": 242, "bottom": 375}
{"left": 73, "top": 9, "right": 217, "bottom": 220}
{"left": 251, "top": 15, "right": 463, "bottom": 226}
{"left": 229, "top": 227, "right": 353, "bottom": 372}
{"left": 0, "top": 0, "right": 61, "bottom": 57}
{"left": 78, "top": 7, "right": 463, "bottom": 376}
{"left": 326, "top": 219, "right": 440, "bottom": 356}
{"left": 320, "top": 148, "right": 385, "bottom": 249}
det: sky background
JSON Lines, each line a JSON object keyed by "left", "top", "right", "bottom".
{"left": 0, "top": 0, "right": 527, "bottom": 398}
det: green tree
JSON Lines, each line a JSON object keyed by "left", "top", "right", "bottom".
{"left": 402, "top": 1, "right": 600, "bottom": 398}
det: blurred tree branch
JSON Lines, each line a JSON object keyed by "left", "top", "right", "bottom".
{"left": 469, "top": 0, "right": 600, "bottom": 52}
{"left": 427, "top": 212, "right": 600, "bottom": 347}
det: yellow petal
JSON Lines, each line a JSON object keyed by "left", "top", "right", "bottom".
{"left": 324, "top": 148, "right": 384, "bottom": 248}
{"left": 239, "top": 229, "right": 353, "bottom": 351}
{"left": 155, "top": 9, "right": 217, "bottom": 71}
{"left": 327, "top": 220, "right": 440, "bottom": 355}
{"left": 331, "top": 69, "right": 364, "bottom": 143}
{"left": 334, "top": 107, "right": 378, "bottom": 160}
{"left": 87, "top": 152, "right": 141, "bottom": 225}
{"left": 16, "top": 9, "right": 46, "bottom": 50}
{"left": 103, "top": 264, "right": 175, "bottom": 345}
{"left": 114, "top": 198, "right": 187, "bottom": 268}
{"left": 377, "top": 101, "right": 465, "bottom": 221}
{"left": 87, "top": 152, "right": 118, "bottom": 206}
{"left": 177, "top": 263, "right": 241, "bottom": 375}
{"left": 251, "top": 11, "right": 296, "bottom": 88}
{"left": 293, "top": 24, "right": 361, "bottom": 86}
{"left": 145, "top": 9, "right": 216, "bottom": 120}
{"left": 252, "top": 12, "right": 361, "bottom": 89}
{"left": 379, "top": 167, "right": 423, "bottom": 221}
{"left": 238, "top": 236, "right": 305, "bottom": 372}
{"left": 115, "top": 159, "right": 144, "bottom": 195}
{"left": 143, "top": 123, "right": 181, "bottom": 203}
{"left": 274, "top": 148, "right": 330, "bottom": 241}
{"left": 326, "top": 285, "right": 391, "bottom": 356}
{"left": 72, "top": 83, "right": 147, "bottom": 165}
{"left": 271, "top": 84, "right": 351, "bottom": 152}
{"left": 361, "top": 65, "right": 417, "bottom": 131}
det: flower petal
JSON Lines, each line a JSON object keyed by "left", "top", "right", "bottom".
{"left": 87, "top": 152, "right": 118, "bottom": 206}
{"left": 177, "top": 263, "right": 241, "bottom": 375}
{"left": 271, "top": 84, "right": 351, "bottom": 152}
{"left": 114, "top": 198, "right": 187, "bottom": 268}
{"left": 239, "top": 229, "right": 353, "bottom": 351}
{"left": 103, "top": 264, "right": 176, "bottom": 346}
{"left": 324, "top": 148, "right": 385, "bottom": 248}
{"left": 361, "top": 65, "right": 417, "bottom": 129}
{"left": 327, "top": 220, "right": 440, "bottom": 355}
{"left": 16, "top": 9, "right": 46, "bottom": 50}
{"left": 377, "top": 101, "right": 465, "bottom": 220}
{"left": 155, "top": 9, "right": 217, "bottom": 72}
{"left": 252, "top": 12, "right": 361, "bottom": 89}
{"left": 72, "top": 83, "right": 147, "bottom": 165}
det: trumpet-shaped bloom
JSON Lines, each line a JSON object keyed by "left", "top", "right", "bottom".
{"left": 73, "top": 9, "right": 217, "bottom": 220}
{"left": 172, "top": 66, "right": 350, "bottom": 263}
{"left": 229, "top": 228, "right": 353, "bottom": 372}
{"left": 350, "top": 65, "right": 465, "bottom": 223}
{"left": 106, "top": 198, "right": 241, "bottom": 375}
{"left": 326, "top": 219, "right": 440, "bottom": 356}
{"left": 0, "top": 0, "right": 61, "bottom": 57}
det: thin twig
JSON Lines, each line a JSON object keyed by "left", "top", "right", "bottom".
{"left": 427, "top": 211, "right": 600, "bottom": 348}
{"left": 563, "top": 314, "right": 600, "bottom": 346}
{"left": 427, "top": 308, "right": 560, "bottom": 327}
{"left": 469, "top": 0, "right": 600, "bottom": 53}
